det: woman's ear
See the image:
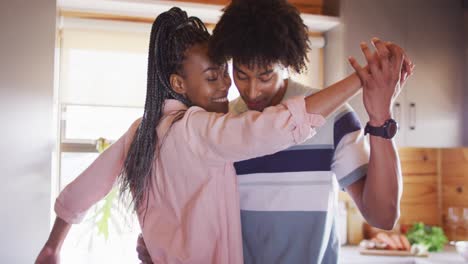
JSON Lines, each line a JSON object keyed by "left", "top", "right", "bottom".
{"left": 170, "top": 73, "right": 187, "bottom": 96}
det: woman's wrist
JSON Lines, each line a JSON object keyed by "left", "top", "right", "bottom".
{"left": 44, "top": 238, "right": 62, "bottom": 253}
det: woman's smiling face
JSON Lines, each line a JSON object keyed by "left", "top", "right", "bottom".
{"left": 172, "top": 42, "right": 231, "bottom": 113}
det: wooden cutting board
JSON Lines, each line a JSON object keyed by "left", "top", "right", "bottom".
{"left": 359, "top": 249, "right": 428, "bottom": 257}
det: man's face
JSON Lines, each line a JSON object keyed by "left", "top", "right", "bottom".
{"left": 232, "top": 61, "right": 287, "bottom": 111}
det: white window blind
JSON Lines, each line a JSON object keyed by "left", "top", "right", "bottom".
{"left": 59, "top": 18, "right": 151, "bottom": 108}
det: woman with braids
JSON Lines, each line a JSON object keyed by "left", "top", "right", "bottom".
{"left": 36, "top": 5, "right": 406, "bottom": 264}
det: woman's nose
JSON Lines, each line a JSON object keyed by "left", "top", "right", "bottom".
{"left": 220, "top": 74, "right": 231, "bottom": 91}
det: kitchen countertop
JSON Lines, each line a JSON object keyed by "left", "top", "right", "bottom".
{"left": 339, "top": 246, "right": 466, "bottom": 264}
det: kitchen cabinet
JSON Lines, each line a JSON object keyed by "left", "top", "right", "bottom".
{"left": 441, "top": 148, "right": 468, "bottom": 241}
{"left": 324, "top": 0, "right": 465, "bottom": 147}
{"left": 399, "top": 148, "right": 440, "bottom": 226}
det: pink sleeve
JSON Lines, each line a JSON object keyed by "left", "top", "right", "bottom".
{"left": 54, "top": 119, "right": 140, "bottom": 224}
{"left": 180, "top": 96, "right": 325, "bottom": 163}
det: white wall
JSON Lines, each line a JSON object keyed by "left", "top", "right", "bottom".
{"left": 464, "top": 3, "right": 468, "bottom": 146}
{"left": 0, "top": 1, "right": 57, "bottom": 263}
{"left": 323, "top": 8, "right": 345, "bottom": 88}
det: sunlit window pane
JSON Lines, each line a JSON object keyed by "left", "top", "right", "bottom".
{"left": 60, "top": 152, "right": 140, "bottom": 264}
{"left": 60, "top": 152, "right": 99, "bottom": 189}
{"left": 64, "top": 105, "right": 142, "bottom": 141}
{"left": 61, "top": 49, "right": 147, "bottom": 107}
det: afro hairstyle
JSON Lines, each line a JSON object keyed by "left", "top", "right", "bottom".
{"left": 209, "top": 0, "right": 310, "bottom": 73}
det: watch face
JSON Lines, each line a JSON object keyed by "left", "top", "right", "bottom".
{"left": 386, "top": 120, "right": 398, "bottom": 138}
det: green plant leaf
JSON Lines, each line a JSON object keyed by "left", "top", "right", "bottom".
{"left": 406, "top": 222, "right": 448, "bottom": 252}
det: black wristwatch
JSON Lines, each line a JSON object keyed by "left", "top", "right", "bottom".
{"left": 364, "top": 118, "right": 398, "bottom": 139}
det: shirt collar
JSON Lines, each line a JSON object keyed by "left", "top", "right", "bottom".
{"left": 163, "top": 99, "right": 188, "bottom": 114}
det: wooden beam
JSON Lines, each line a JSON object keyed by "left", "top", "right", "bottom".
{"left": 60, "top": 10, "right": 322, "bottom": 36}
{"left": 60, "top": 10, "right": 218, "bottom": 28}
{"left": 60, "top": 10, "right": 155, "bottom": 24}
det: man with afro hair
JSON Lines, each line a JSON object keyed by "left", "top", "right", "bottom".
{"left": 208, "top": 0, "right": 413, "bottom": 263}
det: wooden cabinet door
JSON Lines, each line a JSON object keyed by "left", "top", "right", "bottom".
{"left": 399, "top": 148, "right": 440, "bottom": 226}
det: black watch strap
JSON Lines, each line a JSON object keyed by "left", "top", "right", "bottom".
{"left": 364, "top": 119, "right": 398, "bottom": 139}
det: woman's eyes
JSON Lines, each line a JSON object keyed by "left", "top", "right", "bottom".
{"left": 206, "top": 71, "right": 219, "bottom": 82}
{"left": 207, "top": 66, "right": 230, "bottom": 81}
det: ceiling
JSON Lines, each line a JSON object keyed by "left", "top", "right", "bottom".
{"left": 58, "top": 0, "right": 339, "bottom": 32}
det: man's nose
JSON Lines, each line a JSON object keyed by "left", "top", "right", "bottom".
{"left": 246, "top": 80, "right": 259, "bottom": 100}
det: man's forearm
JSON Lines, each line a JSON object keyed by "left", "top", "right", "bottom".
{"left": 362, "top": 136, "right": 402, "bottom": 230}
{"left": 346, "top": 38, "right": 409, "bottom": 230}
{"left": 305, "top": 73, "right": 361, "bottom": 118}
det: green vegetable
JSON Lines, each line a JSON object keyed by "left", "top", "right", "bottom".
{"left": 406, "top": 222, "right": 448, "bottom": 252}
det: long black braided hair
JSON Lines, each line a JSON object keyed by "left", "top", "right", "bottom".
{"left": 120, "top": 7, "right": 210, "bottom": 212}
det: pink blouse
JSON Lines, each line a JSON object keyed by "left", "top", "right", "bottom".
{"left": 55, "top": 96, "right": 325, "bottom": 263}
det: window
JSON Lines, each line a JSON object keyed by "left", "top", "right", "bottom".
{"left": 62, "top": 105, "right": 142, "bottom": 143}
{"left": 57, "top": 18, "right": 149, "bottom": 263}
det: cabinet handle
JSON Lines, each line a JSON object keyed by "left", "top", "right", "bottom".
{"left": 393, "top": 102, "right": 401, "bottom": 130}
{"left": 409, "top": 103, "right": 416, "bottom": 130}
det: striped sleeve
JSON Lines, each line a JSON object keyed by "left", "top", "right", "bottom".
{"left": 331, "top": 105, "right": 370, "bottom": 189}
